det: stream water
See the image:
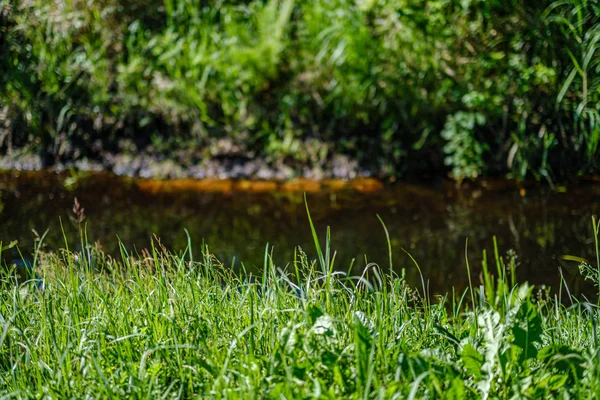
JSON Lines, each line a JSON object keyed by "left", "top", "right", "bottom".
{"left": 1, "top": 171, "right": 599, "bottom": 296}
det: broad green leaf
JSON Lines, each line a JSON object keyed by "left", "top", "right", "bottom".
{"left": 513, "top": 301, "right": 542, "bottom": 361}
{"left": 461, "top": 343, "right": 484, "bottom": 378}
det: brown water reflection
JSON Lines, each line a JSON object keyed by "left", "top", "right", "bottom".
{"left": 1, "top": 171, "right": 599, "bottom": 296}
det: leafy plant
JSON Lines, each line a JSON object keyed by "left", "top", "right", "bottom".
{"left": 442, "top": 112, "right": 487, "bottom": 180}
{"left": 1, "top": 0, "right": 599, "bottom": 178}
{"left": 547, "top": 0, "right": 600, "bottom": 169}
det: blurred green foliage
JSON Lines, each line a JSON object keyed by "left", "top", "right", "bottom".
{"left": 0, "top": 0, "right": 598, "bottom": 179}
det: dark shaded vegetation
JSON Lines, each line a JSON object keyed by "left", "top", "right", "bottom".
{"left": 1, "top": 0, "right": 599, "bottom": 179}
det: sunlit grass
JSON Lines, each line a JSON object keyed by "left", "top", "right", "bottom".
{"left": 0, "top": 217, "right": 599, "bottom": 398}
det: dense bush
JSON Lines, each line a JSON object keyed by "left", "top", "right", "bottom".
{"left": 0, "top": 0, "right": 599, "bottom": 179}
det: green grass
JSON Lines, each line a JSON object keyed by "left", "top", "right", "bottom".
{"left": 0, "top": 217, "right": 600, "bottom": 399}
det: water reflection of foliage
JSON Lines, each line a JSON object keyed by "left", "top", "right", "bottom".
{"left": 1, "top": 174, "right": 599, "bottom": 295}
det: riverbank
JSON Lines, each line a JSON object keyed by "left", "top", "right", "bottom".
{"left": 3, "top": 149, "right": 600, "bottom": 184}
{"left": 0, "top": 149, "right": 374, "bottom": 181}
{"left": 2, "top": 1, "right": 599, "bottom": 182}
{"left": 1, "top": 223, "right": 599, "bottom": 398}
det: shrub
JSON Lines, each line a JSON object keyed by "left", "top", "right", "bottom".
{"left": 0, "top": 0, "right": 598, "bottom": 179}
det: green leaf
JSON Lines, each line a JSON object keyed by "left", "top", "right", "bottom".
{"left": 461, "top": 343, "right": 483, "bottom": 378}
{"left": 538, "top": 374, "right": 568, "bottom": 391}
{"left": 353, "top": 311, "right": 374, "bottom": 387}
{"left": 538, "top": 345, "right": 585, "bottom": 383}
{"left": 512, "top": 301, "right": 542, "bottom": 361}
{"left": 304, "top": 193, "right": 326, "bottom": 273}
{"left": 444, "top": 377, "right": 467, "bottom": 400}
{"left": 557, "top": 67, "right": 577, "bottom": 104}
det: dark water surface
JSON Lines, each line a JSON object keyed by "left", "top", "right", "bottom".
{"left": 1, "top": 171, "right": 599, "bottom": 296}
